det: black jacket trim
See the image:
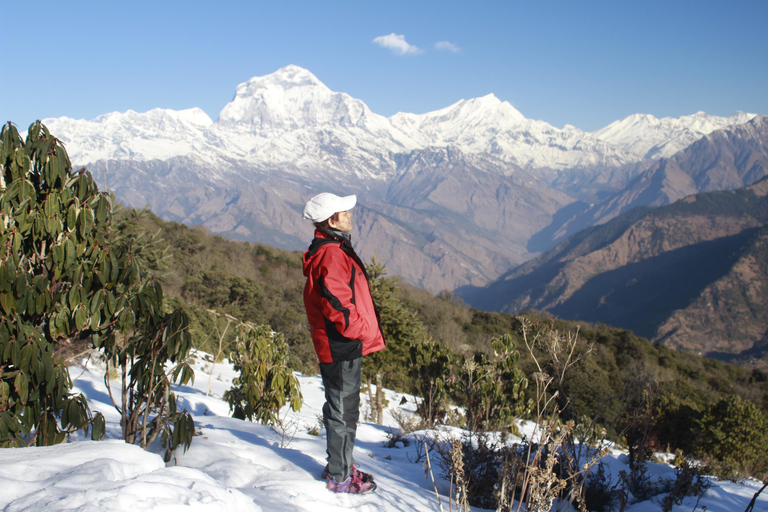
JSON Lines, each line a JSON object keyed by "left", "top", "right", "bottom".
{"left": 318, "top": 274, "right": 351, "bottom": 330}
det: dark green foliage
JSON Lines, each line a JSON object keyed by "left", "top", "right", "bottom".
{"left": 403, "top": 288, "right": 473, "bottom": 353}
{"left": 0, "top": 122, "right": 194, "bottom": 456}
{"left": 617, "top": 365, "right": 658, "bottom": 471}
{"left": 98, "top": 209, "right": 196, "bottom": 456}
{"left": 456, "top": 333, "right": 528, "bottom": 433}
{"left": 409, "top": 337, "right": 452, "bottom": 424}
{"left": 223, "top": 323, "right": 302, "bottom": 425}
{"left": 0, "top": 122, "right": 107, "bottom": 446}
{"left": 653, "top": 393, "right": 703, "bottom": 454}
{"left": 560, "top": 345, "right": 621, "bottom": 427}
{"left": 363, "top": 258, "right": 428, "bottom": 392}
{"left": 183, "top": 268, "right": 266, "bottom": 308}
{"left": 695, "top": 394, "right": 768, "bottom": 479}
{"left": 488, "top": 334, "right": 528, "bottom": 429}
{"left": 554, "top": 318, "right": 768, "bottom": 432}
{"left": 462, "top": 309, "right": 520, "bottom": 353}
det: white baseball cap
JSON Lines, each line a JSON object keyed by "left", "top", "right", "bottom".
{"left": 303, "top": 193, "right": 357, "bottom": 223}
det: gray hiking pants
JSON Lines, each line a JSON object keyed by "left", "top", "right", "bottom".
{"left": 319, "top": 357, "right": 361, "bottom": 482}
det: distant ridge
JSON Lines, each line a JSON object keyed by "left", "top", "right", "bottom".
{"left": 459, "top": 176, "right": 768, "bottom": 363}
{"left": 533, "top": 115, "right": 768, "bottom": 251}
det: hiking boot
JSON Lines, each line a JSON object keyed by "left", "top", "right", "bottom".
{"left": 351, "top": 463, "right": 374, "bottom": 483}
{"left": 321, "top": 463, "right": 375, "bottom": 483}
{"left": 326, "top": 472, "right": 377, "bottom": 494}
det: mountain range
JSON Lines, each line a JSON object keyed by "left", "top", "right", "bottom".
{"left": 40, "top": 65, "right": 764, "bottom": 292}
{"left": 460, "top": 176, "right": 768, "bottom": 364}
{"left": 530, "top": 115, "right": 768, "bottom": 250}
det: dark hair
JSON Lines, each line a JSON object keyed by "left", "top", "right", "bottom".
{"left": 314, "top": 212, "right": 341, "bottom": 230}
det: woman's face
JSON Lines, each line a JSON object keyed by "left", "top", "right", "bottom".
{"left": 328, "top": 210, "right": 352, "bottom": 232}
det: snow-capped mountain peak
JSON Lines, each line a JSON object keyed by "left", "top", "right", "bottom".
{"left": 593, "top": 110, "right": 758, "bottom": 160}
{"left": 390, "top": 93, "right": 635, "bottom": 170}
{"left": 40, "top": 65, "right": 762, "bottom": 178}
{"left": 422, "top": 93, "right": 526, "bottom": 126}
{"left": 390, "top": 93, "right": 525, "bottom": 141}
{"left": 43, "top": 107, "right": 215, "bottom": 164}
{"left": 254, "top": 64, "right": 326, "bottom": 89}
{"left": 217, "top": 65, "right": 377, "bottom": 132}
{"left": 93, "top": 107, "right": 214, "bottom": 129}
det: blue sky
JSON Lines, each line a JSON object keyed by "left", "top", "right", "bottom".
{"left": 2, "top": 0, "right": 766, "bottom": 132}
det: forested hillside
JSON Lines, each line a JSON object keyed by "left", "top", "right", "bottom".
{"left": 130, "top": 210, "right": 768, "bottom": 423}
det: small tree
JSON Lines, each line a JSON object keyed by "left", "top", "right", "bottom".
{"left": 409, "top": 337, "right": 453, "bottom": 425}
{"left": 653, "top": 393, "right": 702, "bottom": 455}
{"left": 488, "top": 332, "right": 529, "bottom": 429}
{"left": 202, "top": 309, "right": 237, "bottom": 397}
{"left": 363, "top": 258, "right": 428, "bottom": 422}
{"left": 85, "top": 207, "right": 196, "bottom": 458}
{"left": 0, "top": 121, "right": 194, "bottom": 457}
{"left": 0, "top": 122, "right": 105, "bottom": 446}
{"left": 224, "top": 323, "right": 302, "bottom": 425}
{"left": 457, "top": 333, "right": 528, "bottom": 433}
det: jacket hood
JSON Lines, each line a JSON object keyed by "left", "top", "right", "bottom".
{"left": 303, "top": 229, "right": 346, "bottom": 277}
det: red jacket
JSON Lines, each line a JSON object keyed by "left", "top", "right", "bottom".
{"left": 303, "top": 229, "right": 386, "bottom": 363}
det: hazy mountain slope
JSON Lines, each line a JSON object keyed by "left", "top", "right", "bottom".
{"left": 654, "top": 226, "right": 768, "bottom": 357}
{"left": 97, "top": 146, "right": 573, "bottom": 290}
{"left": 534, "top": 116, "right": 768, "bottom": 251}
{"left": 678, "top": 115, "right": 768, "bottom": 191}
{"left": 358, "top": 147, "right": 573, "bottom": 288}
{"left": 460, "top": 177, "right": 768, "bottom": 360}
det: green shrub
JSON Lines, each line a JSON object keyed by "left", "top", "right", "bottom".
{"left": 363, "top": 258, "right": 428, "bottom": 392}
{"left": 659, "top": 459, "right": 711, "bottom": 512}
{"left": 409, "top": 337, "right": 452, "bottom": 425}
{"left": 584, "top": 463, "right": 621, "bottom": 512}
{"left": 696, "top": 394, "right": 768, "bottom": 479}
{"left": 0, "top": 122, "right": 108, "bottom": 446}
{"left": 224, "top": 323, "right": 302, "bottom": 425}
{"left": 0, "top": 122, "right": 194, "bottom": 457}
{"left": 98, "top": 209, "right": 196, "bottom": 458}
{"left": 654, "top": 393, "right": 703, "bottom": 454}
{"left": 455, "top": 333, "right": 528, "bottom": 433}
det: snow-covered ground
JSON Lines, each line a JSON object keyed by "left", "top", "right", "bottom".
{"left": 1, "top": 352, "right": 765, "bottom": 512}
